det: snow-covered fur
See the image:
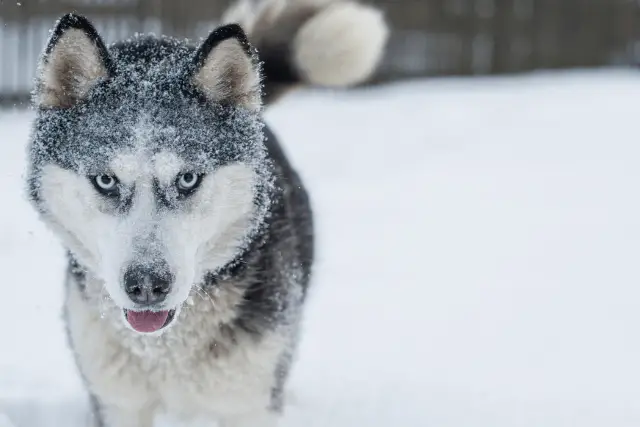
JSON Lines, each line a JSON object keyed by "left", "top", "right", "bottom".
{"left": 26, "top": 3, "right": 387, "bottom": 427}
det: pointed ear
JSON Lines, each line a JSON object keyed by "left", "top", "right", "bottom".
{"left": 36, "top": 13, "right": 112, "bottom": 108}
{"left": 191, "top": 24, "right": 262, "bottom": 111}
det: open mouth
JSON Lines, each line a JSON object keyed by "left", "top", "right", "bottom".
{"left": 123, "top": 309, "right": 176, "bottom": 333}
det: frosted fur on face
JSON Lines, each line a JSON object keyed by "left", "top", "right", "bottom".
{"left": 39, "top": 159, "right": 257, "bottom": 311}
{"left": 28, "top": 25, "right": 274, "bottom": 317}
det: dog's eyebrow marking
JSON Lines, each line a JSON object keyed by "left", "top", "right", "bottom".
{"left": 110, "top": 153, "right": 143, "bottom": 185}
{"left": 153, "top": 151, "right": 183, "bottom": 186}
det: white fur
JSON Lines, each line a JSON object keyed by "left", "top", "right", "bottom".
{"left": 39, "top": 159, "right": 257, "bottom": 318}
{"left": 153, "top": 152, "right": 184, "bottom": 186}
{"left": 293, "top": 1, "right": 389, "bottom": 86}
{"left": 65, "top": 273, "right": 288, "bottom": 426}
{"left": 39, "top": 165, "right": 107, "bottom": 273}
{"left": 110, "top": 153, "right": 146, "bottom": 185}
{"left": 38, "top": 28, "right": 108, "bottom": 107}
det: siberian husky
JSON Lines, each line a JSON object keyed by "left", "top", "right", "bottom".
{"left": 26, "top": 1, "right": 388, "bottom": 425}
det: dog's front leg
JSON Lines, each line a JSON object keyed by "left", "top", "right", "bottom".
{"left": 94, "top": 403, "right": 154, "bottom": 427}
{"left": 219, "top": 411, "right": 279, "bottom": 427}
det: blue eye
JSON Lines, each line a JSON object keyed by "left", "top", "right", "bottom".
{"left": 176, "top": 172, "right": 202, "bottom": 194}
{"left": 93, "top": 174, "right": 119, "bottom": 195}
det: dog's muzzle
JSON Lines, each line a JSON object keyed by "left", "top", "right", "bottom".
{"left": 121, "top": 263, "right": 177, "bottom": 333}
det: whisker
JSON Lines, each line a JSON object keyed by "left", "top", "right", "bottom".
{"left": 194, "top": 284, "right": 216, "bottom": 311}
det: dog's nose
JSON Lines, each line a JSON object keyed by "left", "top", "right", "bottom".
{"left": 123, "top": 264, "right": 173, "bottom": 305}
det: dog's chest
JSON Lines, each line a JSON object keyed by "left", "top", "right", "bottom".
{"left": 65, "top": 284, "right": 284, "bottom": 417}
{"left": 144, "top": 332, "right": 282, "bottom": 417}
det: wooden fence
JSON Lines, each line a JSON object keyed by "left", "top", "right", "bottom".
{"left": 1, "top": 0, "right": 639, "bottom": 107}
{"left": 375, "top": 0, "right": 640, "bottom": 80}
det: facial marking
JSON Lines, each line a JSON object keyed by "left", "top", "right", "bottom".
{"left": 39, "top": 164, "right": 115, "bottom": 273}
{"left": 37, "top": 159, "right": 260, "bottom": 320}
{"left": 184, "top": 163, "right": 257, "bottom": 273}
{"left": 153, "top": 151, "right": 184, "bottom": 186}
{"left": 110, "top": 153, "right": 145, "bottom": 185}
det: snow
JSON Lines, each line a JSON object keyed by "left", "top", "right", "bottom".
{"left": 1, "top": 69, "right": 640, "bottom": 426}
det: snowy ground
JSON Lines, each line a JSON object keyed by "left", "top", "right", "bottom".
{"left": 1, "top": 70, "right": 640, "bottom": 426}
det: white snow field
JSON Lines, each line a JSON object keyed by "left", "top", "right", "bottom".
{"left": 1, "top": 70, "right": 640, "bottom": 427}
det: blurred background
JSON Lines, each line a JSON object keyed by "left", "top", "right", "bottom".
{"left": 1, "top": 0, "right": 639, "bottom": 106}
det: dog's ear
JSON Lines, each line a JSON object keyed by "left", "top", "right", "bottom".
{"left": 191, "top": 24, "right": 262, "bottom": 111}
{"left": 35, "top": 13, "right": 112, "bottom": 108}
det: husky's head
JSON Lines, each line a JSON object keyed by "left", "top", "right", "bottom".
{"left": 27, "top": 14, "right": 273, "bottom": 334}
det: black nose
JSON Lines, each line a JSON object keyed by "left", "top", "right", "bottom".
{"left": 123, "top": 264, "right": 174, "bottom": 305}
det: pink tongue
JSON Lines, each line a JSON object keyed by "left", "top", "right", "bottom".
{"left": 126, "top": 310, "right": 169, "bottom": 333}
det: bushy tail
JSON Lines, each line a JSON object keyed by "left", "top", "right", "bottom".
{"left": 221, "top": 0, "right": 389, "bottom": 106}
